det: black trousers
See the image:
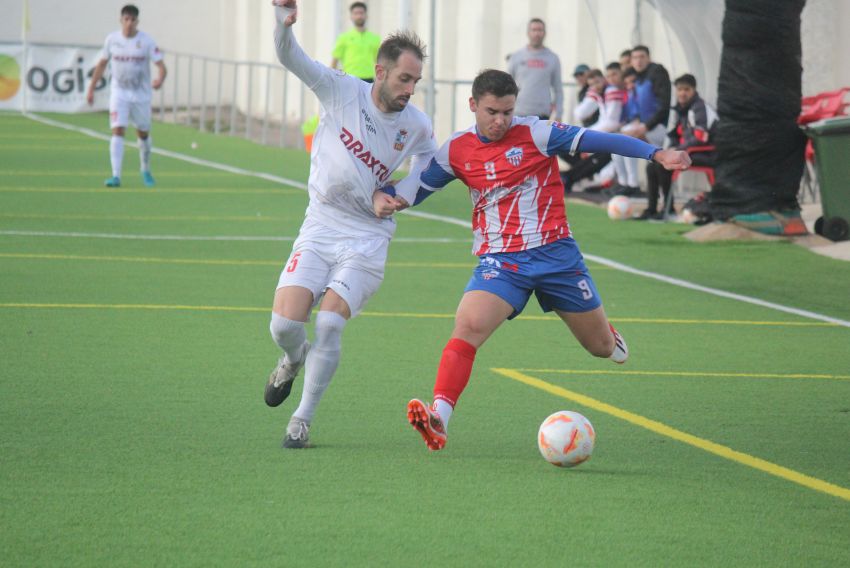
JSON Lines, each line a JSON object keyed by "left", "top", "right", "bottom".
{"left": 646, "top": 152, "right": 715, "bottom": 211}
{"left": 562, "top": 153, "right": 612, "bottom": 188}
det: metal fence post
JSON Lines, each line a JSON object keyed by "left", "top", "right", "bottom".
{"left": 246, "top": 63, "right": 253, "bottom": 141}
{"left": 230, "top": 62, "right": 238, "bottom": 136}
{"left": 262, "top": 65, "right": 271, "bottom": 145}
{"left": 214, "top": 59, "right": 222, "bottom": 134}
{"left": 186, "top": 55, "right": 193, "bottom": 126}
{"left": 200, "top": 58, "right": 207, "bottom": 132}
{"left": 280, "top": 70, "right": 288, "bottom": 148}
{"left": 172, "top": 53, "right": 179, "bottom": 123}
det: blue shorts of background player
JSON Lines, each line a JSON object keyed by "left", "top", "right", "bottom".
{"left": 464, "top": 237, "right": 602, "bottom": 319}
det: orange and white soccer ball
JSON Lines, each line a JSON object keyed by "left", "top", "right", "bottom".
{"left": 607, "top": 195, "right": 633, "bottom": 220}
{"left": 537, "top": 411, "right": 595, "bottom": 467}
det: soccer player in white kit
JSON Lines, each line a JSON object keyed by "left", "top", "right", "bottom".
{"left": 266, "top": 0, "right": 436, "bottom": 448}
{"left": 86, "top": 4, "right": 166, "bottom": 188}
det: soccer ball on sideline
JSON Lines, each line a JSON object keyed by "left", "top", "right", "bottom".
{"left": 537, "top": 411, "right": 595, "bottom": 467}
{"left": 607, "top": 195, "right": 634, "bottom": 220}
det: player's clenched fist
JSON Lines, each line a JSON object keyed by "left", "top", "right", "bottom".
{"left": 653, "top": 149, "right": 692, "bottom": 171}
{"left": 272, "top": 0, "right": 297, "bottom": 26}
{"left": 372, "top": 190, "right": 403, "bottom": 218}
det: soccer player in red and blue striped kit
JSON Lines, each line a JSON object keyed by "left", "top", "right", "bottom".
{"left": 384, "top": 70, "right": 691, "bottom": 451}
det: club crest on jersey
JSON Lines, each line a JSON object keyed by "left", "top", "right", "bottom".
{"left": 505, "top": 147, "right": 523, "bottom": 167}
{"left": 393, "top": 129, "right": 408, "bottom": 151}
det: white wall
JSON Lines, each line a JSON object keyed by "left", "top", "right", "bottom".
{"left": 2, "top": 0, "right": 848, "bottom": 140}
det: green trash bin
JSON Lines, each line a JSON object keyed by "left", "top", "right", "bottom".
{"left": 807, "top": 116, "right": 850, "bottom": 241}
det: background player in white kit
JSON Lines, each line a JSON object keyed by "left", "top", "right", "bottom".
{"left": 86, "top": 4, "right": 166, "bottom": 188}
{"left": 266, "top": 0, "right": 436, "bottom": 448}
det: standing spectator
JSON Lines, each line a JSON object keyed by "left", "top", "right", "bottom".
{"left": 507, "top": 18, "right": 564, "bottom": 121}
{"left": 331, "top": 2, "right": 381, "bottom": 82}
{"left": 638, "top": 73, "right": 718, "bottom": 219}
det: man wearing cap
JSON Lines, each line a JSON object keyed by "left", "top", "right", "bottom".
{"left": 507, "top": 18, "right": 563, "bottom": 121}
{"left": 572, "top": 63, "right": 598, "bottom": 127}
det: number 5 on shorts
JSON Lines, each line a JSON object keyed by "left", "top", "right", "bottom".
{"left": 286, "top": 252, "right": 302, "bottom": 273}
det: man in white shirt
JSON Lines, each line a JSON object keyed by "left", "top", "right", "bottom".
{"left": 266, "top": 0, "right": 436, "bottom": 449}
{"left": 86, "top": 4, "right": 166, "bottom": 188}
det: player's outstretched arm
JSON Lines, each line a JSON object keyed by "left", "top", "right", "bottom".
{"left": 576, "top": 129, "right": 690, "bottom": 170}
{"left": 272, "top": 0, "right": 328, "bottom": 90}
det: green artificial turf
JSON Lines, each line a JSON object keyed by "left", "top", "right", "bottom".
{"left": 1, "top": 111, "right": 849, "bottom": 566}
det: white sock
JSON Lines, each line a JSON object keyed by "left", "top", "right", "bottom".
{"left": 434, "top": 399, "right": 453, "bottom": 428}
{"left": 292, "top": 311, "right": 347, "bottom": 423}
{"left": 269, "top": 313, "right": 307, "bottom": 363}
{"left": 139, "top": 136, "right": 152, "bottom": 172}
{"left": 110, "top": 135, "right": 124, "bottom": 178}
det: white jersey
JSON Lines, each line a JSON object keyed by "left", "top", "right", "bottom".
{"left": 100, "top": 30, "right": 162, "bottom": 102}
{"left": 274, "top": 8, "right": 436, "bottom": 239}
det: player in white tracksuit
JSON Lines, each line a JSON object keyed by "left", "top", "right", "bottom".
{"left": 265, "top": 0, "right": 437, "bottom": 448}
{"left": 87, "top": 4, "right": 166, "bottom": 188}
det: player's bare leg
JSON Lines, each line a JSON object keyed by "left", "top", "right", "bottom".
{"left": 556, "top": 306, "right": 628, "bottom": 363}
{"left": 137, "top": 130, "right": 155, "bottom": 187}
{"left": 106, "top": 126, "right": 125, "bottom": 187}
{"left": 266, "top": 285, "right": 313, "bottom": 407}
{"left": 409, "top": 291, "right": 513, "bottom": 450}
{"left": 284, "top": 288, "right": 351, "bottom": 448}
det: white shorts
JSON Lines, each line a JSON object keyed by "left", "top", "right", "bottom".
{"left": 276, "top": 218, "right": 389, "bottom": 317}
{"left": 109, "top": 95, "right": 152, "bottom": 131}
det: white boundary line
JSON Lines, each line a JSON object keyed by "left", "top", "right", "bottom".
{"left": 0, "top": 230, "right": 466, "bottom": 244}
{"left": 23, "top": 113, "right": 309, "bottom": 190}
{"left": 17, "top": 113, "right": 850, "bottom": 328}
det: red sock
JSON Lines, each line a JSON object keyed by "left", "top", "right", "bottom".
{"left": 433, "top": 338, "right": 477, "bottom": 407}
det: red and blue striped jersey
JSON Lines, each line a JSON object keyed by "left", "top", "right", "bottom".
{"left": 420, "top": 116, "right": 585, "bottom": 255}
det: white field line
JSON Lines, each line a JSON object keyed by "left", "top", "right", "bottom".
{"left": 18, "top": 113, "right": 850, "bottom": 328}
{"left": 23, "top": 113, "right": 309, "bottom": 190}
{"left": 0, "top": 230, "right": 466, "bottom": 244}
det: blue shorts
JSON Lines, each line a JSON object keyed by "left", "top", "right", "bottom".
{"left": 464, "top": 238, "right": 602, "bottom": 319}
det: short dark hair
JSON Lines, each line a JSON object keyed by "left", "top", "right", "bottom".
{"left": 528, "top": 18, "right": 545, "bottom": 28}
{"left": 587, "top": 69, "right": 604, "bottom": 80}
{"left": 350, "top": 2, "right": 367, "bottom": 11}
{"left": 121, "top": 4, "right": 139, "bottom": 17}
{"left": 674, "top": 73, "right": 697, "bottom": 88}
{"left": 632, "top": 45, "right": 650, "bottom": 56}
{"left": 377, "top": 31, "right": 427, "bottom": 67}
{"left": 472, "top": 69, "right": 519, "bottom": 101}
{"left": 620, "top": 49, "right": 632, "bottom": 58}
{"left": 605, "top": 61, "right": 621, "bottom": 71}
{"left": 623, "top": 67, "right": 638, "bottom": 79}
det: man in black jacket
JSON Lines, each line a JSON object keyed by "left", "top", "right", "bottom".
{"left": 638, "top": 73, "right": 718, "bottom": 219}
